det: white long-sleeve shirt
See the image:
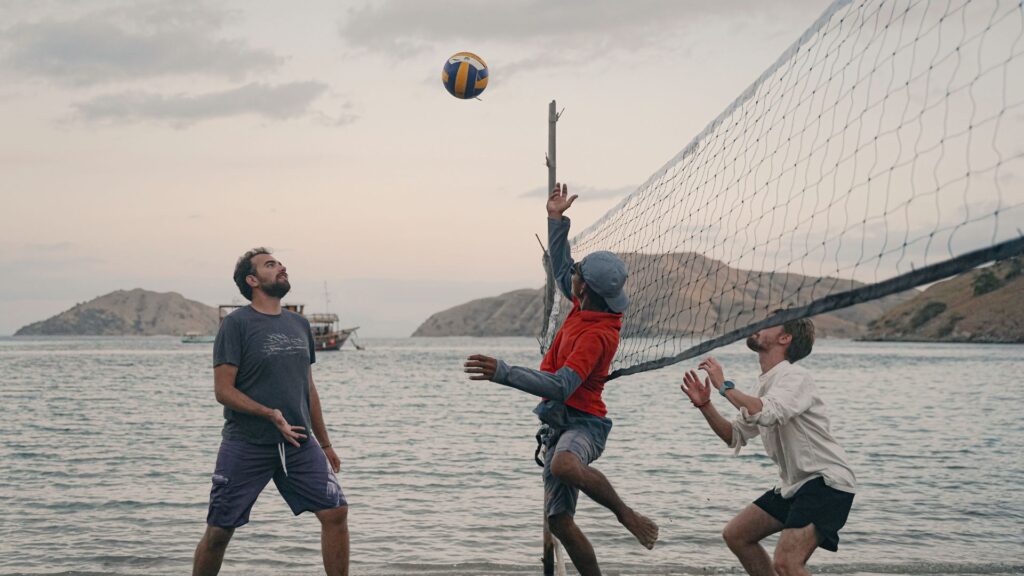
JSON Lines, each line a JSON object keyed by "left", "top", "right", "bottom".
{"left": 730, "top": 360, "right": 857, "bottom": 498}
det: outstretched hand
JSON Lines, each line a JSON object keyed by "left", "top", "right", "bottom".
{"left": 681, "top": 370, "right": 712, "bottom": 408}
{"left": 698, "top": 356, "right": 726, "bottom": 390}
{"left": 464, "top": 354, "right": 498, "bottom": 381}
{"left": 546, "top": 182, "right": 578, "bottom": 219}
{"left": 269, "top": 409, "right": 307, "bottom": 447}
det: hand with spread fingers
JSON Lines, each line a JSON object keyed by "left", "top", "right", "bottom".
{"left": 698, "top": 356, "right": 726, "bottom": 391}
{"left": 464, "top": 354, "right": 498, "bottom": 380}
{"left": 681, "top": 369, "right": 712, "bottom": 408}
{"left": 546, "top": 182, "right": 578, "bottom": 219}
{"left": 270, "top": 408, "right": 307, "bottom": 447}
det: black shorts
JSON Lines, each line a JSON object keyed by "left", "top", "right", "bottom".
{"left": 753, "top": 477, "right": 854, "bottom": 552}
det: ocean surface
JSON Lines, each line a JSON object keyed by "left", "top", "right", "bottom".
{"left": 0, "top": 336, "right": 1022, "bottom": 576}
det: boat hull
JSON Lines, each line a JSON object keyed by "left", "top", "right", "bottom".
{"left": 315, "top": 328, "right": 355, "bottom": 351}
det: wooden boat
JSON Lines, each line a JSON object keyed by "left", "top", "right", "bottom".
{"left": 181, "top": 331, "right": 215, "bottom": 344}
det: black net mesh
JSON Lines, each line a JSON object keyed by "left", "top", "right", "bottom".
{"left": 544, "top": 0, "right": 1024, "bottom": 379}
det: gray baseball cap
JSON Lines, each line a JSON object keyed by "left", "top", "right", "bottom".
{"left": 578, "top": 251, "right": 629, "bottom": 313}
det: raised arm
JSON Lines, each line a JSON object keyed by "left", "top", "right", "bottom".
{"left": 547, "top": 182, "right": 578, "bottom": 300}
{"left": 681, "top": 369, "right": 733, "bottom": 445}
{"left": 681, "top": 369, "right": 761, "bottom": 451}
{"left": 699, "top": 357, "right": 763, "bottom": 415}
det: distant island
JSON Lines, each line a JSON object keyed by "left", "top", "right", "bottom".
{"left": 864, "top": 255, "right": 1023, "bottom": 343}
{"left": 15, "top": 289, "right": 219, "bottom": 336}
{"left": 413, "top": 252, "right": 920, "bottom": 339}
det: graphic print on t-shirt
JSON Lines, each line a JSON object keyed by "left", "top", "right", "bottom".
{"left": 262, "top": 333, "right": 309, "bottom": 356}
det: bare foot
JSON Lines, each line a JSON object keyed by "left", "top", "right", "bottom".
{"left": 620, "top": 509, "right": 659, "bottom": 550}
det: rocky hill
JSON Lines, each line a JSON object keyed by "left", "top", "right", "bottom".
{"left": 15, "top": 289, "right": 219, "bottom": 336}
{"left": 864, "top": 255, "right": 1023, "bottom": 343}
{"left": 413, "top": 252, "right": 917, "bottom": 338}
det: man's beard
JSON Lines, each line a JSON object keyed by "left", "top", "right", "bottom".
{"left": 261, "top": 278, "right": 291, "bottom": 299}
{"left": 746, "top": 335, "right": 763, "bottom": 352}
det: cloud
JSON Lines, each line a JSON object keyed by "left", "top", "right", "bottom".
{"left": 339, "top": 0, "right": 828, "bottom": 59}
{"left": 311, "top": 101, "right": 359, "bottom": 127}
{"left": 520, "top": 183, "right": 634, "bottom": 202}
{"left": 1, "top": 2, "right": 281, "bottom": 84}
{"left": 71, "top": 81, "right": 331, "bottom": 127}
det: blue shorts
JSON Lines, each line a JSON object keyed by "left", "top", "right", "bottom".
{"left": 542, "top": 409, "right": 612, "bottom": 518}
{"left": 206, "top": 438, "right": 347, "bottom": 528}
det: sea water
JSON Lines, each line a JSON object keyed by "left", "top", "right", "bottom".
{"left": 0, "top": 336, "right": 1021, "bottom": 575}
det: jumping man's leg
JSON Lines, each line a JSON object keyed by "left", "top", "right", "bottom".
{"left": 192, "top": 525, "right": 234, "bottom": 576}
{"left": 547, "top": 512, "right": 601, "bottom": 576}
{"left": 722, "top": 504, "right": 785, "bottom": 576}
{"left": 549, "top": 451, "right": 659, "bottom": 549}
{"left": 316, "top": 506, "right": 350, "bottom": 576}
{"left": 773, "top": 524, "right": 819, "bottom": 576}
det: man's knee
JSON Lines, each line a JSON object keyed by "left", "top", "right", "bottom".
{"left": 317, "top": 505, "right": 348, "bottom": 530}
{"left": 547, "top": 512, "right": 576, "bottom": 540}
{"left": 721, "top": 523, "right": 737, "bottom": 549}
{"left": 202, "top": 526, "right": 234, "bottom": 550}
{"left": 772, "top": 552, "right": 804, "bottom": 576}
{"left": 721, "top": 520, "right": 751, "bottom": 551}
{"left": 549, "top": 452, "right": 583, "bottom": 481}
{"left": 774, "top": 525, "right": 817, "bottom": 575}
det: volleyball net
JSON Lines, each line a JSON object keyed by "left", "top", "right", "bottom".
{"left": 544, "top": 0, "right": 1024, "bottom": 379}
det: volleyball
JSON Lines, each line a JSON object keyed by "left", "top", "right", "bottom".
{"left": 442, "top": 52, "right": 488, "bottom": 100}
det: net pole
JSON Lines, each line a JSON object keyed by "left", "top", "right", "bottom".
{"left": 547, "top": 100, "right": 557, "bottom": 194}
{"left": 541, "top": 99, "right": 561, "bottom": 576}
{"left": 541, "top": 101, "right": 565, "bottom": 353}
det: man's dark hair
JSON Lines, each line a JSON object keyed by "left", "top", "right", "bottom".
{"left": 233, "top": 247, "right": 271, "bottom": 301}
{"left": 782, "top": 317, "right": 815, "bottom": 362}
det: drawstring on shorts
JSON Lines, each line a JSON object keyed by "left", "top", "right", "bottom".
{"left": 277, "top": 442, "right": 288, "bottom": 476}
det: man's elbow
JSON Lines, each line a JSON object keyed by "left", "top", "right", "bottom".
{"left": 550, "top": 389, "right": 570, "bottom": 403}
{"left": 213, "top": 383, "right": 231, "bottom": 405}
{"left": 555, "top": 371, "right": 583, "bottom": 402}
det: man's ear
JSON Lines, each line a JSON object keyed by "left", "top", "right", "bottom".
{"left": 574, "top": 281, "right": 587, "bottom": 303}
{"left": 246, "top": 275, "right": 259, "bottom": 289}
{"left": 778, "top": 331, "right": 793, "bottom": 347}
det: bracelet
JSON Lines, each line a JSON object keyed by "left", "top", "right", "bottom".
{"left": 321, "top": 444, "right": 332, "bottom": 449}
{"left": 692, "top": 399, "right": 710, "bottom": 408}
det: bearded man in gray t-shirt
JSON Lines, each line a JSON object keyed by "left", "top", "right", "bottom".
{"left": 192, "top": 248, "right": 349, "bottom": 576}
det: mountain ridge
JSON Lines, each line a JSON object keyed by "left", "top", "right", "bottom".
{"left": 15, "top": 289, "right": 220, "bottom": 336}
{"left": 413, "top": 252, "right": 919, "bottom": 338}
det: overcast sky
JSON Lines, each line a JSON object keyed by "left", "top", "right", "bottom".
{"left": 1, "top": 0, "right": 836, "bottom": 336}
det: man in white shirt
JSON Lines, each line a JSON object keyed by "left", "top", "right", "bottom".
{"left": 680, "top": 318, "right": 856, "bottom": 576}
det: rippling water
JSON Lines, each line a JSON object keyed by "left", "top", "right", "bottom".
{"left": 1, "top": 336, "right": 1022, "bottom": 576}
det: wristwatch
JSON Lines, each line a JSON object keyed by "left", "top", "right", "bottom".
{"left": 719, "top": 379, "right": 736, "bottom": 397}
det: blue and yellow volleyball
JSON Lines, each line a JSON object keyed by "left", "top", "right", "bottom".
{"left": 442, "top": 52, "right": 488, "bottom": 100}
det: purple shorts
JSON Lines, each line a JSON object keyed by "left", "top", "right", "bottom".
{"left": 206, "top": 438, "right": 347, "bottom": 528}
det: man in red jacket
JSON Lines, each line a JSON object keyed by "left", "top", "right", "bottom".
{"left": 465, "top": 183, "right": 658, "bottom": 576}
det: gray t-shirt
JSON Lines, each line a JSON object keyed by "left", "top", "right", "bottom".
{"left": 213, "top": 305, "right": 316, "bottom": 444}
